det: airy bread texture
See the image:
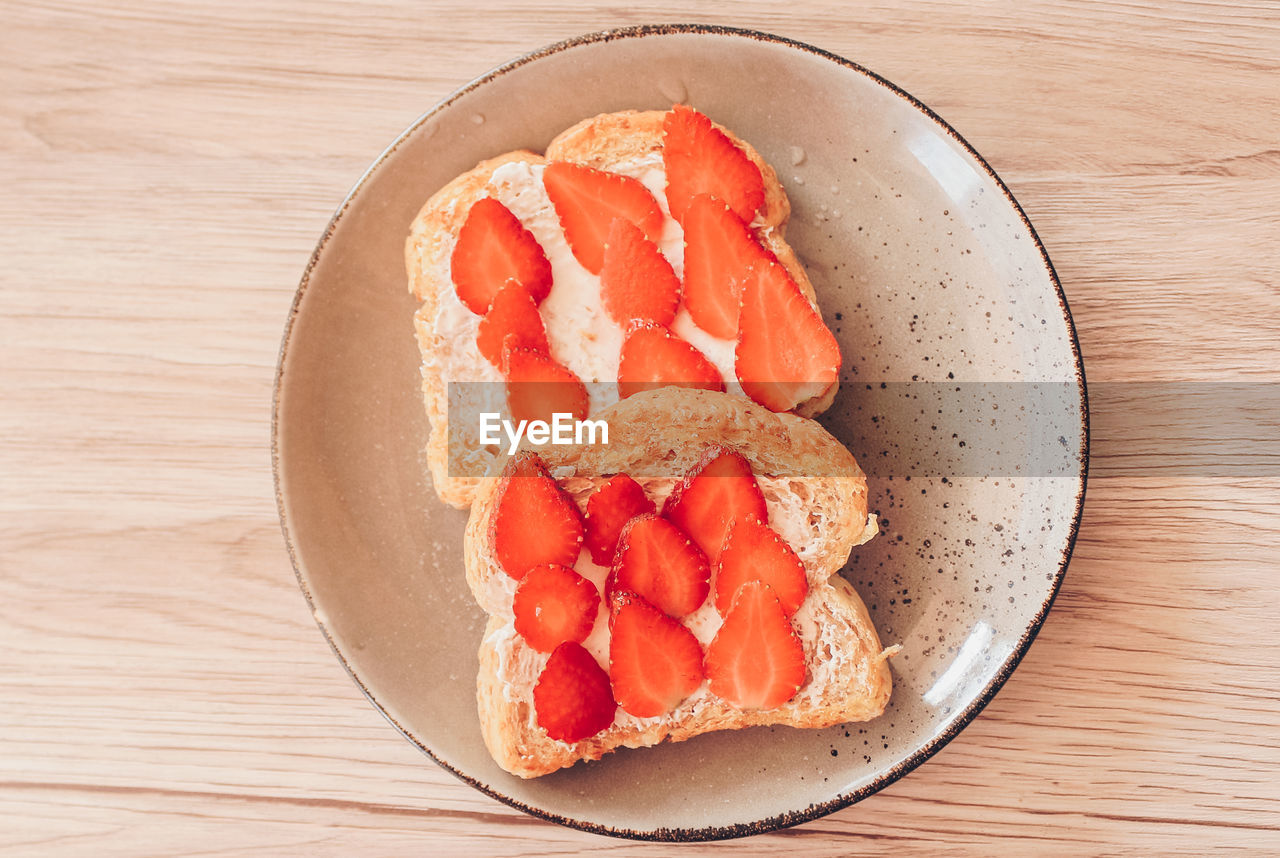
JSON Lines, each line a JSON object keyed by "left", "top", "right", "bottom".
{"left": 463, "top": 388, "right": 892, "bottom": 779}
{"left": 405, "top": 109, "right": 840, "bottom": 509}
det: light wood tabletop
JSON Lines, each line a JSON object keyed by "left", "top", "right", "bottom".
{"left": 3, "top": 1, "right": 1277, "bottom": 854}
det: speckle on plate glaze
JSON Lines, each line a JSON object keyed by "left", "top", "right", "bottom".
{"left": 274, "top": 24, "right": 1086, "bottom": 843}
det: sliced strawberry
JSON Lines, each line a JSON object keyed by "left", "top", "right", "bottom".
{"left": 608, "top": 592, "right": 704, "bottom": 718}
{"left": 680, "top": 193, "right": 775, "bottom": 338}
{"left": 543, "top": 162, "right": 664, "bottom": 274}
{"left": 533, "top": 642, "right": 616, "bottom": 742}
{"left": 490, "top": 451, "right": 583, "bottom": 580}
{"left": 583, "top": 474, "right": 655, "bottom": 566}
{"left": 704, "top": 580, "right": 805, "bottom": 710}
{"left": 609, "top": 513, "right": 709, "bottom": 618}
{"left": 600, "top": 218, "right": 680, "bottom": 327}
{"left": 714, "top": 514, "right": 807, "bottom": 617}
{"left": 503, "top": 346, "right": 589, "bottom": 428}
{"left": 736, "top": 258, "right": 841, "bottom": 413}
{"left": 662, "top": 446, "right": 768, "bottom": 564}
{"left": 617, "top": 321, "right": 725, "bottom": 400}
{"left": 450, "top": 196, "right": 552, "bottom": 315}
{"left": 662, "top": 104, "right": 765, "bottom": 225}
{"left": 513, "top": 563, "right": 599, "bottom": 652}
{"left": 475, "top": 280, "right": 550, "bottom": 368}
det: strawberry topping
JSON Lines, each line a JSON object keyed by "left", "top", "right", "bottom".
{"left": 583, "top": 473, "right": 656, "bottom": 566}
{"left": 704, "top": 581, "right": 805, "bottom": 710}
{"left": 617, "top": 321, "right": 725, "bottom": 400}
{"left": 735, "top": 258, "right": 841, "bottom": 412}
{"left": 600, "top": 218, "right": 680, "bottom": 327}
{"left": 714, "top": 514, "right": 808, "bottom": 617}
{"left": 533, "top": 642, "right": 616, "bottom": 742}
{"left": 543, "top": 162, "right": 663, "bottom": 274}
{"left": 490, "top": 451, "right": 583, "bottom": 579}
{"left": 503, "top": 346, "right": 589, "bottom": 427}
{"left": 475, "top": 280, "right": 550, "bottom": 368}
{"left": 662, "top": 446, "right": 768, "bottom": 564}
{"left": 608, "top": 592, "right": 704, "bottom": 718}
{"left": 662, "top": 104, "right": 765, "bottom": 225}
{"left": 450, "top": 196, "right": 552, "bottom": 315}
{"left": 609, "top": 513, "right": 710, "bottom": 618}
{"left": 680, "top": 193, "right": 775, "bottom": 338}
{"left": 513, "top": 563, "right": 599, "bottom": 653}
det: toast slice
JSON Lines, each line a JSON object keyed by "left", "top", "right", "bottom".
{"left": 406, "top": 108, "right": 840, "bottom": 508}
{"left": 463, "top": 388, "right": 892, "bottom": 778}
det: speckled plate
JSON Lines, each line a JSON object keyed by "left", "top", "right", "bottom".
{"left": 273, "top": 25, "right": 1087, "bottom": 841}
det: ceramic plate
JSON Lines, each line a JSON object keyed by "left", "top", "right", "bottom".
{"left": 273, "top": 25, "right": 1087, "bottom": 840}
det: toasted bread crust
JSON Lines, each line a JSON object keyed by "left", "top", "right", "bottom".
{"left": 464, "top": 389, "right": 891, "bottom": 778}
{"left": 406, "top": 109, "right": 839, "bottom": 507}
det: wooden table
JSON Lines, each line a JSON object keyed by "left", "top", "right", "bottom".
{"left": 4, "top": 1, "right": 1277, "bottom": 853}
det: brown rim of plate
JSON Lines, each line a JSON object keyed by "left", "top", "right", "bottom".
{"left": 271, "top": 22, "right": 1090, "bottom": 842}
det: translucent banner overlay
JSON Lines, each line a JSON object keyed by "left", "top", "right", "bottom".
{"left": 444, "top": 382, "right": 1280, "bottom": 478}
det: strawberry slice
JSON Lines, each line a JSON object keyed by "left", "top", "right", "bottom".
{"left": 542, "top": 162, "right": 664, "bottom": 274}
{"left": 704, "top": 580, "right": 805, "bottom": 710}
{"left": 736, "top": 258, "right": 841, "bottom": 413}
{"left": 713, "top": 514, "right": 808, "bottom": 617}
{"left": 662, "top": 446, "right": 768, "bottom": 564}
{"left": 609, "top": 513, "right": 710, "bottom": 618}
{"left": 680, "top": 193, "right": 775, "bottom": 339}
{"left": 490, "top": 451, "right": 583, "bottom": 580}
{"left": 600, "top": 218, "right": 680, "bottom": 327}
{"left": 450, "top": 196, "right": 552, "bottom": 315}
{"left": 476, "top": 280, "right": 550, "bottom": 368}
{"left": 608, "top": 592, "right": 704, "bottom": 718}
{"left": 617, "top": 321, "right": 725, "bottom": 400}
{"left": 504, "top": 346, "right": 589, "bottom": 428}
{"left": 583, "top": 473, "right": 655, "bottom": 566}
{"left": 533, "top": 642, "right": 616, "bottom": 742}
{"left": 662, "top": 104, "right": 765, "bottom": 225}
{"left": 513, "top": 563, "right": 600, "bottom": 653}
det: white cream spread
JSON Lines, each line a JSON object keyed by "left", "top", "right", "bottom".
{"left": 431, "top": 155, "right": 748, "bottom": 413}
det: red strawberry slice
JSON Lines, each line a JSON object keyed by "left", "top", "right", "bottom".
{"left": 617, "top": 321, "right": 725, "bottom": 400}
{"left": 542, "top": 162, "right": 664, "bottom": 274}
{"left": 533, "top": 642, "right": 616, "bottom": 742}
{"left": 504, "top": 346, "right": 590, "bottom": 428}
{"left": 450, "top": 196, "right": 552, "bottom": 315}
{"left": 713, "top": 514, "right": 808, "bottom": 617}
{"left": 608, "top": 592, "right": 704, "bottom": 718}
{"left": 476, "top": 280, "right": 550, "bottom": 368}
{"left": 600, "top": 218, "right": 680, "bottom": 327}
{"left": 704, "top": 580, "right": 805, "bottom": 710}
{"left": 513, "top": 563, "right": 600, "bottom": 653}
{"left": 583, "top": 473, "right": 655, "bottom": 566}
{"left": 609, "top": 513, "right": 710, "bottom": 618}
{"left": 490, "top": 451, "right": 583, "bottom": 580}
{"left": 662, "top": 104, "right": 765, "bottom": 225}
{"left": 680, "top": 193, "right": 776, "bottom": 339}
{"left": 736, "top": 258, "right": 841, "bottom": 412}
{"left": 662, "top": 446, "right": 768, "bottom": 564}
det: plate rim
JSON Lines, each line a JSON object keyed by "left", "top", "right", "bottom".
{"left": 271, "top": 22, "right": 1090, "bottom": 842}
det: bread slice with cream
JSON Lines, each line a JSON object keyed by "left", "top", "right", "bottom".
{"left": 463, "top": 388, "right": 892, "bottom": 779}
{"left": 405, "top": 108, "right": 840, "bottom": 508}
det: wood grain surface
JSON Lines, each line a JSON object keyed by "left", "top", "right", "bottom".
{"left": 3, "top": 1, "right": 1277, "bottom": 854}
